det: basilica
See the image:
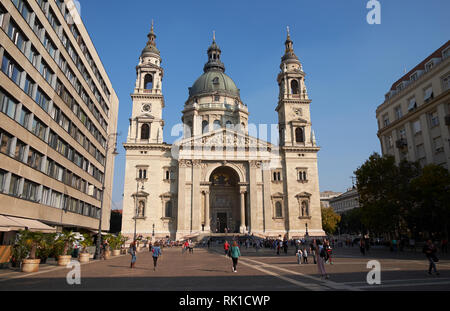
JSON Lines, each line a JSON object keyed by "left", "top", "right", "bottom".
{"left": 121, "top": 23, "right": 325, "bottom": 241}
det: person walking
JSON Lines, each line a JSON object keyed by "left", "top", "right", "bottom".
{"left": 325, "top": 240, "right": 333, "bottom": 264}
{"left": 315, "top": 240, "right": 329, "bottom": 280}
{"left": 276, "top": 240, "right": 281, "bottom": 255}
{"left": 423, "top": 240, "right": 440, "bottom": 276}
{"left": 152, "top": 242, "right": 162, "bottom": 271}
{"left": 128, "top": 241, "right": 137, "bottom": 268}
{"left": 302, "top": 247, "right": 308, "bottom": 264}
{"left": 101, "top": 239, "right": 109, "bottom": 260}
{"left": 359, "top": 238, "right": 366, "bottom": 256}
{"left": 296, "top": 248, "right": 303, "bottom": 264}
{"left": 230, "top": 241, "right": 241, "bottom": 273}
{"left": 224, "top": 240, "right": 230, "bottom": 257}
{"left": 309, "top": 243, "right": 317, "bottom": 264}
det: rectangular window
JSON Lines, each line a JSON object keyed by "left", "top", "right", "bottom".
{"left": 1, "top": 53, "right": 23, "bottom": 86}
{"left": 19, "top": 106, "right": 31, "bottom": 128}
{"left": 27, "top": 148, "right": 43, "bottom": 170}
{"left": 0, "top": 129, "right": 13, "bottom": 155}
{"left": 430, "top": 111, "right": 439, "bottom": 127}
{"left": 14, "top": 139, "right": 26, "bottom": 162}
{"left": 424, "top": 86, "right": 433, "bottom": 102}
{"left": 23, "top": 75, "right": 35, "bottom": 97}
{"left": 7, "top": 20, "right": 28, "bottom": 53}
{"left": 416, "top": 144, "right": 425, "bottom": 159}
{"left": 408, "top": 97, "right": 417, "bottom": 111}
{"left": 425, "top": 61, "right": 434, "bottom": 72}
{"left": 8, "top": 174, "right": 20, "bottom": 197}
{"left": 22, "top": 179, "right": 38, "bottom": 201}
{"left": 442, "top": 74, "right": 450, "bottom": 91}
{"left": 35, "top": 88, "right": 50, "bottom": 112}
{"left": 413, "top": 120, "right": 421, "bottom": 135}
{"left": 383, "top": 114, "right": 390, "bottom": 127}
{"left": 32, "top": 117, "right": 47, "bottom": 141}
{"left": 394, "top": 106, "right": 402, "bottom": 120}
{"left": 42, "top": 187, "right": 51, "bottom": 206}
{"left": 434, "top": 137, "right": 443, "bottom": 153}
{"left": 12, "top": 0, "right": 31, "bottom": 23}
{"left": 0, "top": 88, "right": 18, "bottom": 119}
{"left": 26, "top": 46, "right": 39, "bottom": 68}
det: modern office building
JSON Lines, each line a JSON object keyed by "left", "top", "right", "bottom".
{"left": 0, "top": 0, "right": 119, "bottom": 240}
{"left": 376, "top": 40, "right": 450, "bottom": 169}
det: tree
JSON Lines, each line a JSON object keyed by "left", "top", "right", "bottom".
{"left": 354, "top": 153, "right": 420, "bottom": 238}
{"left": 321, "top": 207, "right": 341, "bottom": 235}
{"left": 339, "top": 208, "right": 363, "bottom": 235}
{"left": 410, "top": 164, "right": 450, "bottom": 239}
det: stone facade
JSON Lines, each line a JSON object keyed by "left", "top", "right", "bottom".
{"left": 122, "top": 25, "right": 325, "bottom": 241}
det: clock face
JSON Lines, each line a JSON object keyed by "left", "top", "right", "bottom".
{"left": 142, "top": 104, "right": 152, "bottom": 112}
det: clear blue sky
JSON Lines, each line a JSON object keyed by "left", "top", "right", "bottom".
{"left": 77, "top": 0, "right": 450, "bottom": 210}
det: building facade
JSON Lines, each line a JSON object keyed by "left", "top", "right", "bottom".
{"left": 329, "top": 188, "right": 359, "bottom": 215}
{"left": 122, "top": 25, "right": 325, "bottom": 241}
{"left": 376, "top": 41, "right": 450, "bottom": 169}
{"left": 320, "top": 191, "right": 342, "bottom": 208}
{"left": 0, "top": 0, "right": 119, "bottom": 236}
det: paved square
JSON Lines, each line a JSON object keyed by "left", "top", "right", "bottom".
{"left": 0, "top": 245, "right": 449, "bottom": 291}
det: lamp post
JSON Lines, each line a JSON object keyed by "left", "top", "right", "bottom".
{"left": 305, "top": 223, "right": 309, "bottom": 240}
{"left": 95, "top": 133, "right": 119, "bottom": 260}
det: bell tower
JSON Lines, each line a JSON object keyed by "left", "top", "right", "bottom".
{"left": 127, "top": 21, "right": 165, "bottom": 144}
{"left": 276, "top": 27, "right": 316, "bottom": 148}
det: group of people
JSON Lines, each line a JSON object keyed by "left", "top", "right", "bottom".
{"left": 128, "top": 240, "right": 162, "bottom": 271}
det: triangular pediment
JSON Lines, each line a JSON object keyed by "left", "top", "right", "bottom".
{"left": 175, "top": 128, "right": 274, "bottom": 150}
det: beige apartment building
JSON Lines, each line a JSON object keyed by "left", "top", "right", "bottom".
{"left": 329, "top": 188, "right": 359, "bottom": 215}
{"left": 0, "top": 0, "right": 119, "bottom": 241}
{"left": 122, "top": 25, "right": 325, "bottom": 241}
{"left": 376, "top": 40, "right": 450, "bottom": 169}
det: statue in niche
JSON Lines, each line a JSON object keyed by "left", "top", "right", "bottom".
{"left": 138, "top": 200, "right": 145, "bottom": 217}
{"left": 301, "top": 201, "right": 308, "bottom": 217}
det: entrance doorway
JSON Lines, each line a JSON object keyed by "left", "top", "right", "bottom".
{"left": 216, "top": 212, "right": 227, "bottom": 233}
{"left": 209, "top": 166, "right": 241, "bottom": 233}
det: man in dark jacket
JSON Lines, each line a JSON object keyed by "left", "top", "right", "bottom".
{"left": 423, "top": 240, "right": 440, "bottom": 276}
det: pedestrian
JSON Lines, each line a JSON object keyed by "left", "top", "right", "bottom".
{"left": 296, "top": 248, "right": 303, "bottom": 264}
{"left": 129, "top": 241, "right": 137, "bottom": 268}
{"left": 423, "top": 240, "right": 440, "bottom": 276}
{"left": 325, "top": 241, "right": 333, "bottom": 264}
{"left": 224, "top": 240, "right": 230, "bottom": 257}
{"left": 276, "top": 240, "right": 281, "bottom": 255}
{"left": 360, "top": 238, "right": 365, "bottom": 256}
{"left": 283, "top": 240, "right": 288, "bottom": 255}
{"left": 409, "top": 238, "right": 416, "bottom": 252}
{"left": 152, "top": 242, "right": 162, "bottom": 271}
{"left": 441, "top": 239, "right": 448, "bottom": 253}
{"left": 230, "top": 241, "right": 241, "bottom": 272}
{"left": 302, "top": 247, "right": 308, "bottom": 264}
{"left": 101, "top": 239, "right": 109, "bottom": 260}
{"left": 309, "top": 243, "right": 317, "bottom": 264}
{"left": 315, "top": 240, "right": 329, "bottom": 279}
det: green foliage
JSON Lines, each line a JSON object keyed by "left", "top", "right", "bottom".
{"left": 339, "top": 208, "right": 363, "bottom": 235}
{"left": 36, "top": 233, "right": 57, "bottom": 260}
{"left": 80, "top": 233, "right": 94, "bottom": 253}
{"left": 321, "top": 207, "right": 341, "bottom": 235}
{"left": 353, "top": 152, "right": 449, "bottom": 238}
{"left": 106, "top": 233, "right": 127, "bottom": 250}
{"left": 54, "top": 231, "right": 77, "bottom": 257}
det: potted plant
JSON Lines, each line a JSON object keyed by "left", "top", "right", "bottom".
{"left": 19, "top": 230, "right": 43, "bottom": 273}
{"left": 55, "top": 231, "right": 77, "bottom": 266}
{"left": 79, "top": 233, "right": 93, "bottom": 263}
{"left": 110, "top": 233, "right": 126, "bottom": 256}
{"left": 37, "top": 233, "right": 56, "bottom": 264}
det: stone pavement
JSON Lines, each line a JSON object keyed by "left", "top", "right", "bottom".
{"left": 0, "top": 245, "right": 449, "bottom": 291}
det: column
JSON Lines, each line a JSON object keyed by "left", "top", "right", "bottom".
{"left": 249, "top": 161, "right": 259, "bottom": 233}
{"left": 204, "top": 190, "right": 210, "bottom": 232}
{"left": 191, "top": 160, "right": 201, "bottom": 233}
{"left": 240, "top": 189, "right": 246, "bottom": 233}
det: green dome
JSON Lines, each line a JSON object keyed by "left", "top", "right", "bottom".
{"left": 189, "top": 70, "right": 240, "bottom": 98}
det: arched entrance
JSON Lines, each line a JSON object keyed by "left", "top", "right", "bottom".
{"left": 208, "top": 166, "right": 241, "bottom": 233}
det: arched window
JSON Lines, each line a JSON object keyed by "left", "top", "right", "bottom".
{"left": 295, "top": 127, "right": 304, "bottom": 143}
{"left": 165, "top": 201, "right": 172, "bottom": 218}
{"left": 202, "top": 120, "right": 209, "bottom": 134}
{"left": 275, "top": 202, "right": 283, "bottom": 218}
{"left": 141, "top": 124, "right": 150, "bottom": 140}
{"left": 213, "top": 120, "right": 221, "bottom": 130}
{"left": 144, "top": 74, "right": 153, "bottom": 89}
{"left": 225, "top": 121, "right": 232, "bottom": 129}
{"left": 291, "top": 80, "right": 299, "bottom": 94}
